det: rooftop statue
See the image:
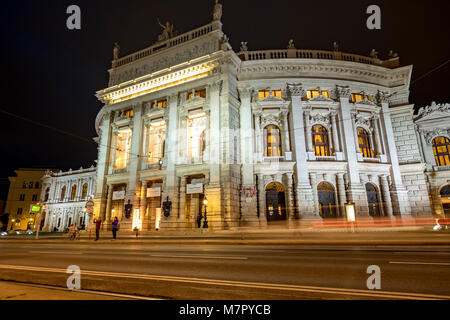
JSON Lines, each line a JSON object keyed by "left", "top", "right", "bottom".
{"left": 287, "top": 39, "right": 295, "bottom": 49}
{"left": 370, "top": 49, "right": 379, "bottom": 59}
{"left": 213, "top": 0, "right": 222, "bottom": 21}
{"left": 113, "top": 42, "right": 120, "bottom": 60}
{"left": 240, "top": 42, "right": 248, "bottom": 52}
{"left": 333, "top": 41, "right": 339, "bottom": 52}
{"left": 157, "top": 18, "right": 175, "bottom": 42}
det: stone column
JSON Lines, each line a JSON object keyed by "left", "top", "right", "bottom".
{"left": 286, "top": 173, "right": 295, "bottom": 220}
{"left": 254, "top": 113, "right": 262, "bottom": 160}
{"left": 287, "top": 83, "right": 315, "bottom": 217}
{"left": 282, "top": 112, "right": 291, "bottom": 153}
{"left": 142, "top": 123, "right": 149, "bottom": 169}
{"left": 327, "top": 127, "right": 334, "bottom": 155}
{"left": 335, "top": 86, "right": 368, "bottom": 216}
{"left": 305, "top": 110, "right": 313, "bottom": 152}
{"left": 161, "top": 93, "right": 180, "bottom": 230}
{"left": 239, "top": 86, "right": 258, "bottom": 226}
{"left": 372, "top": 115, "right": 383, "bottom": 156}
{"left": 179, "top": 176, "right": 187, "bottom": 228}
{"left": 378, "top": 91, "right": 411, "bottom": 216}
{"left": 419, "top": 129, "right": 436, "bottom": 171}
{"left": 257, "top": 173, "right": 267, "bottom": 228}
{"left": 380, "top": 175, "right": 393, "bottom": 216}
{"left": 94, "top": 110, "right": 114, "bottom": 221}
{"left": 139, "top": 181, "right": 147, "bottom": 230}
{"left": 105, "top": 185, "right": 113, "bottom": 229}
{"left": 309, "top": 172, "right": 319, "bottom": 215}
{"left": 336, "top": 173, "right": 347, "bottom": 217}
{"left": 331, "top": 111, "right": 341, "bottom": 153}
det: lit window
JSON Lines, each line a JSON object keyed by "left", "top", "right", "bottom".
{"left": 155, "top": 99, "right": 167, "bottom": 108}
{"left": 312, "top": 125, "right": 331, "bottom": 157}
{"left": 187, "top": 89, "right": 206, "bottom": 99}
{"left": 60, "top": 186, "right": 66, "bottom": 201}
{"left": 433, "top": 136, "right": 450, "bottom": 166}
{"left": 70, "top": 185, "right": 77, "bottom": 201}
{"left": 357, "top": 128, "right": 374, "bottom": 158}
{"left": 187, "top": 114, "right": 207, "bottom": 159}
{"left": 265, "top": 125, "right": 282, "bottom": 157}
{"left": 147, "top": 122, "right": 166, "bottom": 164}
{"left": 124, "top": 109, "right": 134, "bottom": 117}
{"left": 351, "top": 94, "right": 371, "bottom": 103}
{"left": 272, "top": 90, "right": 282, "bottom": 98}
{"left": 82, "top": 184, "right": 88, "bottom": 199}
{"left": 258, "top": 90, "right": 270, "bottom": 100}
{"left": 114, "top": 129, "right": 132, "bottom": 170}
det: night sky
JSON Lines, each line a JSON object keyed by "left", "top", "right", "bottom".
{"left": 0, "top": 0, "right": 448, "bottom": 201}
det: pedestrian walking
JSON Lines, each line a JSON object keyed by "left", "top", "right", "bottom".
{"left": 112, "top": 217, "right": 119, "bottom": 240}
{"left": 94, "top": 217, "right": 102, "bottom": 241}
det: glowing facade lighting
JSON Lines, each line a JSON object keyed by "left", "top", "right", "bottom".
{"left": 345, "top": 202, "right": 356, "bottom": 222}
{"left": 132, "top": 208, "right": 142, "bottom": 231}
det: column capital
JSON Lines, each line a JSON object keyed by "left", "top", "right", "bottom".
{"left": 286, "top": 83, "right": 306, "bottom": 98}
{"left": 209, "top": 80, "right": 223, "bottom": 93}
{"left": 333, "top": 85, "right": 351, "bottom": 100}
{"left": 376, "top": 90, "right": 391, "bottom": 105}
{"left": 238, "top": 87, "right": 253, "bottom": 100}
{"left": 169, "top": 93, "right": 179, "bottom": 104}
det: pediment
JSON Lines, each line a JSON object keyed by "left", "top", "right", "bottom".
{"left": 182, "top": 96, "right": 206, "bottom": 107}
{"left": 308, "top": 95, "right": 335, "bottom": 103}
{"left": 415, "top": 102, "right": 450, "bottom": 122}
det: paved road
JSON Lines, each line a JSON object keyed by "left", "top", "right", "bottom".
{"left": 0, "top": 242, "right": 449, "bottom": 300}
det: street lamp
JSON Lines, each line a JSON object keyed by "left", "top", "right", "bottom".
{"left": 345, "top": 202, "right": 356, "bottom": 233}
{"left": 203, "top": 198, "right": 208, "bottom": 229}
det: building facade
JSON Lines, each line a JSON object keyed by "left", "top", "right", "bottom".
{"left": 414, "top": 102, "right": 450, "bottom": 218}
{"left": 40, "top": 167, "right": 96, "bottom": 232}
{"left": 88, "top": 1, "right": 447, "bottom": 232}
{"left": 5, "top": 169, "right": 47, "bottom": 231}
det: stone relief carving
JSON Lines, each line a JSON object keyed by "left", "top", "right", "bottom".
{"left": 309, "top": 113, "right": 330, "bottom": 128}
{"left": 417, "top": 102, "right": 450, "bottom": 118}
{"left": 286, "top": 83, "right": 306, "bottom": 98}
{"left": 423, "top": 128, "right": 450, "bottom": 144}
{"left": 333, "top": 85, "right": 351, "bottom": 99}
{"left": 110, "top": 40, "right": 215, "bottom": 86}
{"left": 355, "top": 114, "right": 373, "bottom": 133}
{"left": 261, "top": 114, "right": 282, "bottom": 128}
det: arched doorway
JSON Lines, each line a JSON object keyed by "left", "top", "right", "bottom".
{"left": 265, "top": 182, "right": 286, "bottom": 222}
{"left": 440, "top": 185, "right": 450, "bottom": 217}
{"left": 366, "top": 183, "right": 381, "bottom": 217}
{"left": 317, "top": 182, "right": 337, "bottom": 218}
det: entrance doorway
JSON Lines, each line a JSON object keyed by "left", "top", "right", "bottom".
{"left": 440, "top": 185, "right": 450, "bottom": 217}
{"left": 366, "top": 183, "right": 381, "bottom": 217}
{"left": 317, "top": 182, "right": 337, "bottom": 218}
{"left": 265, "top": 182, "right": 286, "bottom": 222}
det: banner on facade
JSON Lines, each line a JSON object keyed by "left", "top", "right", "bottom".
{"left": 186, "top": 183, "right": 203, "bottom": 195}
{"left": 112, "top": 190, "right": 125, "bottom": 200}
{"left": 147, "top": 187, "right": 161, "bottom": 198}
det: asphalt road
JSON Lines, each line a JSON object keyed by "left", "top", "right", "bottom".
{"left": 0, "top": 242, "right": 449, "bottom": 300}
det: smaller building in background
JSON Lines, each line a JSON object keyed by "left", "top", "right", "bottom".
{"left": 5, "top": 169, "right": 48, "bottom": 231}
{"left": 40, "top": 166, "right": 96, "bottom": 232}
{"left": 414, "top": 102, "right": 450, "bottom": 218}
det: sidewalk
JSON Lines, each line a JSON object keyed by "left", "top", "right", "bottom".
{"left": 0, "top": 281, "right": 129, "bottom": 300}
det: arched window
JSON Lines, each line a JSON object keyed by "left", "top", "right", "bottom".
{"left": 82, "top": 183, "right": 88, "bottom": 199}
{"left": 366, "top": 183, "right": 381, "bottom": 217}
{"left": 317, "top": 182, "right": 337, "bottom": 218}
{"left": 357, "top": 127, "right": 374, "bottom": 158}
{"left": 70, "top": 185, "right": 77, "bottom": 201}
{"left": 432, "top": 137, "right": 450, "bottom": 166}
{"left": 312, "top": 125, "right": 330, "bottom": 156}
{"left": 60, "top": 186, "right": 66, "bottom": 202}
{"left": 265, "top": 125, "right": 282, "bottom": 157}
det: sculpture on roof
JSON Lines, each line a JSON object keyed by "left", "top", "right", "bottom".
{"left": 388, "top": 50, "right": 398, "bottom": 58}
{"left": 333, "top": 41, "right": 339, "bottom": 52}
{"left": 213, "top": 0, "right": 223, "bottom": 21}
{"left": 113, "top": 42, "right": 120, "bottom": 60}
{"left": 287, "top": 39, "right": 295, "bottom": 49}
{"left": 157, "top": 18, "right": 175, "bottom": 42}
{"left": 240, "top": 42, "right": 248, "bottom": 52}
{"left": 370, "top": 49, "right": 379, "bottom": 59}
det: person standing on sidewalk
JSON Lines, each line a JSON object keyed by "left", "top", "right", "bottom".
{"left": 111, "top": 217, "right": 119, "bottom": 240}
{"left": 94, "top": 217, "right": 102, "bottom": 241}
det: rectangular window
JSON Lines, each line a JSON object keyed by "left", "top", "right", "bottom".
{"left": 19, "top": 194, "right": 25, "bottom": 201}
{"left": 258, "top": 90, "right": 270, "bottom": 100}
{"left": 187, "top": 89, "right": 206, "bottom": 99}
{"left": 32, "top": 195, "right": 38, "bottom": 202}
{"left": 272, "top": 90, "right": 282, "bottom": 98}
{"left": 307, "top": 90, "right": 320, "bottom": 99}
{"left": 157, "top": 99, "right": 167, "bottom": 108}
{"left": 114, "top": 129, "right": 132, "bottom": 170}
{"left": 124, "top": 109, "right": 134, "bottom": 117}
{"left": 17, "top": 208, "right": 23, "bottom": 215}
{"left": 351, "top": 94, "right": 364, "bottom": 103}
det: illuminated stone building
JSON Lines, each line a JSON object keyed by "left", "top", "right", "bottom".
{"left": 40, "top": 167, "right": 96, "bottom": 232}
{"left": 91, "top": 1, "right": 438, "bottom": 231}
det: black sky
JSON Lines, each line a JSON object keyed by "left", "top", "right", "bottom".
{"left": 0, "top": 0, "right": 449, "bottom": 200}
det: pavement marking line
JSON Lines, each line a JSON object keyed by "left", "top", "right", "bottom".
{"left": 29, "top": 251, "right": 84, "bottom": 255}
{"left": 389, "top": 261, "right": 450, "bottom": 266}
{"left": 0, "top": 264, "right": 449, "bottom": 300}
{"left": 149, "top": 254, "right": 248, "bottom": 260}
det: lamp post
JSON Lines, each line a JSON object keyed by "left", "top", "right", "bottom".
{"left": 202, "top": 198, "right": 208, "bottom": 229}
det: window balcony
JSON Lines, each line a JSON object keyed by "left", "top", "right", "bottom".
{"left": 263, "top": 156, "right": 285, "bottom": 163}
{"left": 113, "top": 168, "right": 128, "bottom": 175}
{"left": 433, "top": 165, "right": 450, "bottom": 172}
{"left": 315, "top": 156, "right": 337, "bottom": 161}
